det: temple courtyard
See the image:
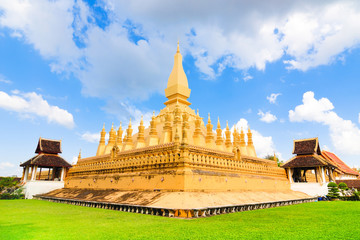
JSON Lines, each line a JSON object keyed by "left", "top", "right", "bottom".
{"left": 1, "top": 200, "right": 359, "bottom": 239}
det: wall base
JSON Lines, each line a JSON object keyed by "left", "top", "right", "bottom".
{"left": 35, "top": 195, "right": 317, "bottom": 218}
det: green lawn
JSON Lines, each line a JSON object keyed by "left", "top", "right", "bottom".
{"left": 1, "top": 200, "right": 359, "bottom": 240}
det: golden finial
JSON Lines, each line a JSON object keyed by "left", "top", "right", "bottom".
{"left": 152, "top": 111, "right": 155, "bottom": 117}
{"left": 217, "top": 117, "right": 221, "bottom": 128}
{"left": 140, "top": 115, "right": 143, "bottom": 125}
{"left": 111, "top": 123, "right": 114, "bottom": 130}
{"left": 117, "top": 122, "right": 122, "bottom": 133}
{"left": 129, "top": 118, "right": 132, "bottom": 127}
{"left": 226, "top": 120, "right": 229, "bottom": 130}
{"left": 208, "top": 113, "right": 211, "bottom": 123}
{"left": 174, "top": 128, "right": 180, "bottom": 143}
{"left": 78, "top": 149, "right": 82, "bottom": 160}
{"left": 177, "top": 40, "right": 180, "bottom": 53}
{"left": 197, "top": 109, "right": 199, "bottom": 116}
{"left": 102, "top": 123, "right": 105, "bottom": 131}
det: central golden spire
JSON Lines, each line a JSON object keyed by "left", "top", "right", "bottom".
{"left": 164, "top": 41, "right": 191, "bottom": 106}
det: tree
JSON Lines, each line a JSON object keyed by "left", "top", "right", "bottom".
{"left": 327, "top": 182, "right": 340, "bottom": 199}
{"left": 264, "top": 154, "right": 283, "bottom": 167}
{"left": 338, "top": 182, "right": 348, "bottom": 190}
{"left": 0, "top": 177, "right": 18, "bottom": 191}
{"left": 0, "top": 177, "right": 24, "bottom": 199}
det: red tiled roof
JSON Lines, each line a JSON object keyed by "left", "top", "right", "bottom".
{"left": 35, "top": 138, "right": 62, "bottom": 154}
{"left": 20, "top": 154, "right": 71, "bottom": 168}
{"left": 322, "top": 151, "right": 359, "bottom": 176}
{"left": 292, "top": 138, "right": 321, "bottom": 155}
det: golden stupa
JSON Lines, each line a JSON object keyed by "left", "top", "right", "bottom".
{"left": 41, "top": 43, "right": 312, "bottom": 218}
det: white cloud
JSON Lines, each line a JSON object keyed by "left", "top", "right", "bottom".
{"left": 72, "top": 156, "right": 78, "bottom": 165}
{"left": 0, "top": 90, "right": 74, "bottom": 128}
{"left": 0, "top": 0, "right": 360, "bottom": 125}
{"left": 80, "top": 132, "right": 100, "bottom": 143}
{"left": 244, "top": 108, "right": 252, "bottom": 114}
{"left": 113, "top": 0, "right": 360, "bottom": 73}
{"left": 0, "top": 74, "right": 12, "bottom": 84}
{"left": 102, "top": 100, "right": 153, "bottom": 130}
{"left": 0, "top": 162, "right": 15, "bottom": 169}
{"left": 228, "top": 118, "right": 282, "bottom": 159}
{"left": 1, "top": 0, "right": 360, "bottom": 113}
{"left": 79, "top": 25, "right": 172, "bottom": 100}
{"left": 0, "top": 161, "right": 19, "bottom": 177}
{"left": 11, "top": 89, "right": 20, "bottom": 94}
{"left": 0, "top": 0, "right": 82, "bottom": 73}
{"left": 289, "top": 91, "right": 360, "bottom": 154}
{"left": 258, "top": 110, "right": 277, "bottom": 123}
{"left": 281, "top": 2, "right": 360, "bottom": 71}
{"left": 243, "top": 73, "right": 253, "bottom": 81}
{"left": 267, "top": 93, "right": 281, "bottom": 104}
{"left": 322, "top": 145, "right": 331, "bottom": 151}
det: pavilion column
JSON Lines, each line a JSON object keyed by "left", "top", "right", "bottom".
{"left": 317, "top": 167, "right": 321, "bottom": 183}
{"left": 321, "top": 167, "right": 326, "bottom": 184}
{"left": 21, "top": 168, "right": 26, "bottom": 181}
{"left": 52, "top": 167, "right": 56, "bottom": 180}
{"left": 23, "top": 166, "right": 30, "bottom": 183}
{"left": 31, "top": 166, "right": 38, "bottom": 181}
{"left": 60, "top": 167, "right": 65, "bottom": 181}
{"left": 38, "top": 167, "right": 42, "bottom": 180}
{"left": 287, "top": 168, "right": 293, "bottom": 183}
{"left": 329, "top": 168, "right": 335, "bottom": 182}
{"left": 29, "top": 166, "right": 34, "bottom": 181}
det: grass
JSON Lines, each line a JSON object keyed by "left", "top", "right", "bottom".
{"left": 1, "top": 200, "right": 360, "bottom": 240}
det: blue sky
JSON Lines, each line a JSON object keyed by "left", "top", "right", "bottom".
{"left": 1, "top": 0, "right": 360, "bottom": 176}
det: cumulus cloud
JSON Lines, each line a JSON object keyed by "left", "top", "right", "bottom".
{"left": 113, "top": 0, "right": 360, "bottom": 73}
{"left": 281, "top": 2, "right": 360, "bottom": 70}
{"left": 0, "top": 0, "right": 82, "bottom": 73}
{"left": 267, "top": 93, "right": 281, "bottom": 104}
{"left": 258, "top": 110, "right": 277, "bottom": 123}
{"left": 0, "top": 90, "right": 74, "bottom": 128}
{"left": 289, "top": 91, "right": 360, "bottom": 154}
{"left": 1, "top": 0, "right": 360, "bottom": 108}
{"left": 79, "top": 25, "right": 172, "bottom": 100}
{"left": 228, "top": 118, "right": 282, "bottom": 159}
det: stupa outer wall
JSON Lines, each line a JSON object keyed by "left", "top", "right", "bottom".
{"left": 66, "top": 142, "right": 290, "bottom": 192}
